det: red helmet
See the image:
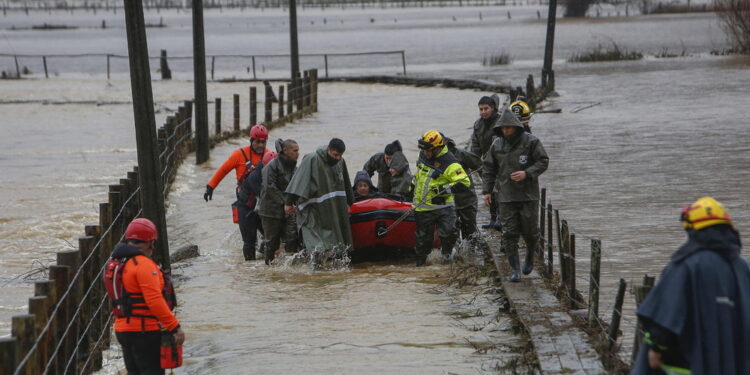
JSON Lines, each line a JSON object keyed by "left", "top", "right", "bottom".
{"left": 125, "top": 218, "right": 158, "bottom": 242}
{"left": 249, "top": 125, "right": 269, "bottom": 141}
{"left": 262, "top": 151, "right": 278, "bottom": 166}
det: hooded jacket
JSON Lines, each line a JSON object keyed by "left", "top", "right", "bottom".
{"left": 469, "top": 110, "right": 500, "bottom": 158}
{"left": 481, "top": 109, "right": 549, "bottom": 202}
{"left": 412, "top": 145, "right": 471, "bottom": 212}
{"left": 352, "top": 170, "right": 378, "bottom": 201}
{"left": 285, "top": 147, "right": 354, "bottom": 251}
{"left": 445, "top": 137, "right": 481, "bottom": 210}
{"left": 632, "top": 225, "right": 750, "bottom": 375}
{"left": 111, "top": 243, "right": 180, "bottom": 333}
{"left": 258, "top": 152, "right": 297, "bottom": 219}
{"left": 363, "top": 141, "right": 413, "bottom": 196}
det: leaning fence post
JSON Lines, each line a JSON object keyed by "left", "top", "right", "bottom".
{"left": 568, "top": 232, "right": 577, "bottom": 305}
{"left": 401, "top": 50, "right": 407, "bottom": 76}
{"left": 233, "top": 94, "right": 240, "bottom": 133}
{"left": 42, "top": 56, "right": 49, "bottom": 79}
{"left": 14, "top": 55, "right": 20, "bottom": 78}
{"left": 324, "top": 54, "right": 329, "bottom": 78}
{"left": 547, "top": 203, "right": 553, "bottom": 275}
{"left": 632, "top": 274, "right": 656, "bottom": 361}
{"left": 539, "top": 188, "right": 546, "bottom": 260}
{"left": 249, "top": 87, "right": 257, "bottom": 126}
{"left": 11, "top": 314, "right": 36, "bottom": 375}
{"left": 608, "top": 278, "right": 627, "bottom": 350}
{"left": 278, "top": 85, "right": 285, "bottom": 119}
{"left": 588, "top": 239, "right": 601, "bottom": 327}
{"left": 251, "top": 56, "right": 256, "bottom": 79}
{"left": 214, "top": 97, "right": 221, "bottom": 135}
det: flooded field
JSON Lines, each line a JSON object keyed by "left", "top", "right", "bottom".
{"left": 1, "top": 5, "right": 749, "bottom": 372}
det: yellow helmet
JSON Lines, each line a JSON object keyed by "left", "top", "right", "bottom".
{"left": 418, "top": 129, "right": 444, "bottom": 150}
{"left": 680, "top": 197, "right": 732, "bottom": 230}
{"left": 509, "top": 100, "right": 532, "bottom": 123}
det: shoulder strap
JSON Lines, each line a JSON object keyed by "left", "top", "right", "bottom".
{"left": 239, "top": 147, "right": 249, "bottom": 163}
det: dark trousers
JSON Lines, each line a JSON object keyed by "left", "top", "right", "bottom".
{"left": 116, "top": 331, "right": 164, "bottom": 375}
{"left": 456, "top": 203, "right": 478, "bottom": 239}
{"left": 498, "top": 201, "right": 540, "bottom": 269}
{"left": 415, "top": 207, "right": 457, "bottom": 261}
{"left": 261, "top": 215, "right": 299, "bottom": 254}
{"left": 238, "top": 204, "right": 263, "bottom": 260}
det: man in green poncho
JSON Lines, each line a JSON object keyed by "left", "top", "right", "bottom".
{"left": 284, "top": 138, "right": 354, "bottom": 253}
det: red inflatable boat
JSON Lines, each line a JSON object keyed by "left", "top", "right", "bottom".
{"left": 349, "top": 197, "right": 439, "bottom": 250}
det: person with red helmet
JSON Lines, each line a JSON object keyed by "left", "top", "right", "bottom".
{"left": 111, "top": 218, "right": 185, "bottom": 375}
{"left": 203, "top": 124, "right": 270, "bottom": 260}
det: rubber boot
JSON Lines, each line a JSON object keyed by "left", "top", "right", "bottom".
{"left": 242, "top": 242, "right": 256, "bottom": 261}
{"left": 522, "top": 250, "right": 534, "bottom": 275}
{"left": 481, "top": 215, "right": 498, "bottom": 229}
{"left": 508, "top": 252, "right": 521, "bottom": 282}
{"left": 264, "top": 241, "right": 274, "bottom": 265}
{"left": 415, "top": 258, "right": 427, "bottom": 267}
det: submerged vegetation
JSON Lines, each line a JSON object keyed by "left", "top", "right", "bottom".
{"left": 482, "top": 50, "right": 512, "bottom": 66}
{"left": 569, "top": 42, "right": 644, "bottom": 63}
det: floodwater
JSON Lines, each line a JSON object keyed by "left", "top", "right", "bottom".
{"left": 1, "top": 4, "right": 750, "bottom": 371}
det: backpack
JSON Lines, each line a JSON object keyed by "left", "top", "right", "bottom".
{"left": 103, "top": 256, "right": 176, "bottom": 320}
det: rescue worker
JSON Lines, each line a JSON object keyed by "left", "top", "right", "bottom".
{"left": 353, "top": 170, "right": 378, "bottom": 201}
{"left": 285, "top": 138, "right": 354, "bottom": 253}
{"left": 444, "top": 136, "right": 482, "bottom": 240}
{"left": 412, "top": 130, "right": 471, "bottom": 267}
{"left": 469, "top": 94, "right": 503, "bottom": 230}
{"left": 363, "top": 140, "right": 413, "bottom": 200}
{"left": 632, "top": 197, "right": 750, "bottom": 375}
{"left": 509, "top": 99, "right": 533, "bottom": 133}
{"left": 203, "top": 124, "right": 270, "bottom": 260}
{"left": 259, "top": 139, "right": 300, "bottom": 265}
{"left": 482, "top": 109, "right": 549, "bottom": 282}
{"left": 113, "top": 218, "right": 185, "bottom": 375}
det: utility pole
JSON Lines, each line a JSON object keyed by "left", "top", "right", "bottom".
{"left": 541, "top": 0, "right": 557, "bottom": 90}
{"left": 122, "top": 0, "right": 171, "bottom": 269}
{"left": 193, "top": 0, "right": 210, "bottom": 164}
{"left": 288, "top": 0, "right": 300, "bottom": 97}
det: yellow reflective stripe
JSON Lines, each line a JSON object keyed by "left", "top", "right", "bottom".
{"left": 661, "top": 364, "right": 691, "bottom": 375}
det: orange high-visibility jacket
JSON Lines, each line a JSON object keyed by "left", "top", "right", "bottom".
{"left": 207, "top": 145, "right": 269, "bottom": 189}
{"left": 113, "top": 255, "right": 180, "bottom": 333}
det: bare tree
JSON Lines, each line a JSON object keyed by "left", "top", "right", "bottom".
{"left": 564, "top": 0, "right": 593, "bottom": 16}
{"left": 714, "top": 0, "right": 750, "bottom": 52}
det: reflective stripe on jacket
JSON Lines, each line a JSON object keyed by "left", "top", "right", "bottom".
{"left": 412, "top": 146, "right": 470, "bottom": 212}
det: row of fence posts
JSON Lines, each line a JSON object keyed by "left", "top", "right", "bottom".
{"left": 211, "top": 69, "right": 318, "bottom": 137}
{"left": 0, "top": 103, "right": 193, "bottom": 375}
{"left": 0, "top": 72, "right": 320, "bottom": 373}
{"left": 536, "top": 187, "right": 656, "bottom": 358}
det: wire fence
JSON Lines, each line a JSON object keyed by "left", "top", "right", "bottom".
{"left": 0, "top": 69, "right": 321, "bottom": 374}
{"left": 0, "top": 50, "right": 407, "bottom": 80}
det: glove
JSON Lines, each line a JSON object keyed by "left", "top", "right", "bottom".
{"left": 204, "top": 185, "right": 214, "bottom": 201}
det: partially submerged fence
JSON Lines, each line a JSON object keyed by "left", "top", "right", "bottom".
{"left": 0, "top": 50, "right": 405, "bottom": 80}
{"left": 0, "top": 70, "right": 319, "bottom": 374}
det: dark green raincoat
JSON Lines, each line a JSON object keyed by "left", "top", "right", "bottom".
{"left": 285, "top": 147, "right": 354, "bottom": 251}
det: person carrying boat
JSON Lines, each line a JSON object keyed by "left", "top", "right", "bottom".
{"left": 258, "top": 139, "right": 300, "bottom": 265}
{"left": 444, "top": 136, "right": 483, "bottom": 241}
{"left": 353, "top": 170, "right": 378, "bottom": 201}
{"left": 285, "top": 138, "right": 354, "bottom": 254}
{"left": 631, "top": 197, "right": 750, "bottom": 375}
{"left": 363, "top": 140, "right": 413, "bottom": 200}
{"left": 412, "top": 130, "right": 471, "bottom": 267}
{"left": 203, "top": 124, "right": 270, "bottom": 260}
{"left": 482, "top": 109, "right": 549, "bottom": 282}
{"left": 469, "top": 94, "right": 503, "bottom": 231}
{"left": 112, "top": 218, "right": 184, "bottom": 375}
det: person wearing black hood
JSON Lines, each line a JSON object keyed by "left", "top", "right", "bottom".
{"left": 631, "top": 197, "right": 750, "bottom": 375}
{"left": 363, "top": 140, "right": 413, "bottom": 200}
{"left": 482, "top": 109, "right": 549, "bottom": 282}
{"left": 352, "top": 170, "right": 378, "bottom": 201}
{"left": 259, "top": 139, "right": 300, "bottom": 265}
{"left": 470, "top": 94, "right": 503, "bottom": 231}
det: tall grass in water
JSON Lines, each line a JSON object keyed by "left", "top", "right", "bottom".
{"left": 569, "top": 42, "right": 643, "bottom": 63}
{"left": 482, "top": 51, "right": 512, "bottom": 66}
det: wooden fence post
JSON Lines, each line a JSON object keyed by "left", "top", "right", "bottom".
{"left": 233, "top": 94, "right": 240, "bottom": 133}
{"left": 48, "top": 264, "right": 71, "bottom": 374}
{"left": 264, "top": 83, "right": 273, "bottom": 123}
{"left": 249, "top": 87, "right": 257, "bottom": 126}
{"left": 311, "top": 69, "right": 318, "bottom": 111}
{"left": 160, "top": 49, "right": 172, "bottom": 79}
{"left": 632, "top": 274, "right": 656, "bottom": 361}
{"left": 588, "top": 239, "right": 601, "bottom": 327}
{"left": 303, "top": 70, "right": 311, "bottom": 108}
{"left": 559, "top": 218, "right": 568, "bottom": 290}
{"left": 278, "top": 85, "right": 285, "bottom": 119}
{"left": 215, "top": 97, "right": 221, "bottom": 135}
{"left": 33, "top": 281, "right": 58, "bottom": 373}
{"left": 57, "top": 250, "right": 82, "bottom": 374}
{"left": 42, "top": 56, "right": 49, "bottom": 79}
{"left": 401, "top": 50, "right": 407, "bottom": 76}
{"left": 539, "top": 188, "right": 546, "bottom": 260}
{"left": 106, "top": 54, "right": 111, "bottom": 80}
{"left": 0, "top": 337, "right": 19, "bottom": 375}
{"left": 526, "top": 74, "right": 536, "bottom": 110}
{"left": 251, "top": 56, "right": 256, "bottom": 79}
{"left": 547, "top": 203, "right": 553, "bottom": 275}
{"left": 295, "top": 72, "right": 303, "bottom": 112}
{"left": 11, "top": 314, "right": 36, "bottom": 375}
{"left": 286, "top": 83, "right": 293, "bottom": 118}
{"left": 324, "top": 54, "right": 329, "bottom": 78}
{"left": 210, "top": 56, "right": 215, "bottom": 80}
{"left": 608, "top": 278, "right": 627, "bottom": 350}
{"left": 27, "top": 296, "right": 50, "bottom": 374}
{"left": 568, "top": 232, "right": 577, "bottom": 305}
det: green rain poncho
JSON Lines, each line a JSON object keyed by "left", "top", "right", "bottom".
{"left": 285, "top": 147, "right": 354, "bottom": 251}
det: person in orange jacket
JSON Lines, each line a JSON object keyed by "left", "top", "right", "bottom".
{"left": 204, "top": 124, "right": 271, "bottom": 260}
{"left": 113, "top": 218, "right": 184, "bottom": 375}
